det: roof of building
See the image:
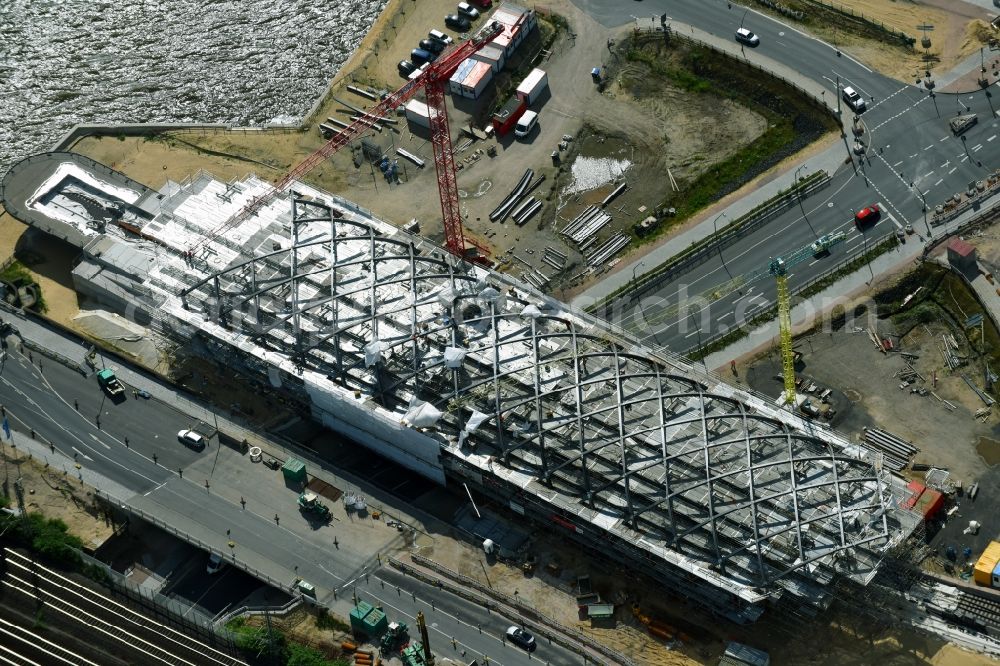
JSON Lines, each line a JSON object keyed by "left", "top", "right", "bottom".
{"left": 948, "top": 237, "right": 976, "bottom": 257}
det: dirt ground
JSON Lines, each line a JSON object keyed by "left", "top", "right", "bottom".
{"left": 0, "top": 446, "right": 115, "bottom": 552}
{"left": 787, "top": 0, "right": 994, "bottom": 82}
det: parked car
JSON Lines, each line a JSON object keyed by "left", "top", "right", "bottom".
{"left": 445, "top": 14, "right": 471, "bottom": 31}
{"left": 854, "top": 204, "right": 881, "bottom": 227}
{"left": 506, "top": 626, "right": 536, "bottom": 651}
{"left": 397, "top": 60, "right": 417, "bottom": 77}
{"left": 177, "top": 429, "right": 206, "bottom": 450}
{"left": 842, "top": 86, "right": 866, "bottom": 113}
{"left": 419, "top": 39, "right": 445, "bottom": 54}
{"left": 428, "top": 29, "right": 453, "bottom": 45}
{"left": 734, "top": 27, "right": 759, "bottom": 47}
{"left": 457, "top": 2, "right": 480, "bottom": 19}
{"left": 469, "top": 0, "right": 492, "bottom": 7}
{"left": 410, "top": 48, "right": 436, "bottom": 66}
{"left": 206, "top": 553, "right": 225, "bottom": 574}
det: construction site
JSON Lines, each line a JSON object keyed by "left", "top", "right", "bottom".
{"left": 10, "top": 0, "right": 1000, "bottom": 664}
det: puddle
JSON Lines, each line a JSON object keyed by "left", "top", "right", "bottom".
{"left": 977, "top": 436, "right": 1000, "bottom": 466}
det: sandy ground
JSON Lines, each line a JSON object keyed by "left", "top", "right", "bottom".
{"left": 794, "top": 0, "right": 994, "bottom": 82}
{"left": 1, "top": 446, "right": 115, "bottom": 552}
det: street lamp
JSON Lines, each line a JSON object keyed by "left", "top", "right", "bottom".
{"left": 915, "top": 188, "right": 932, "bottom": 238}
{"left": 713, "top": 212, "right": 733, "bottom": 279}
{"left": 631, "top": 261, "right": 646, "bottom": 284}
{"left": 793, "top": 165, "right": 808, "bottom": 186}
{"left": 687, "top": 309, "right": 709, "bottom": 372}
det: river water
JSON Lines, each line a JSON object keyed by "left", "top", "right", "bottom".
{"left": 0, "top": 0, "right": 387, "bottom": 175}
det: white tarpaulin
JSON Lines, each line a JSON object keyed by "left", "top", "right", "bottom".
{"left": 459, "top": 409, "right": 491, "bottom": 446}
{"left": 478, "top": 286, "right": 506, "bottom": 310}
{"left": 443, "top": 346, "right": 467, "bottom": 368}
{"left": 404, "top": 398, "right": 443, "bottom": 428}
{"left": 521, "top": 304, "right": 542, "bottom": 319}
{"left": 364, "top": 339, "right": 388, "bottom": 367}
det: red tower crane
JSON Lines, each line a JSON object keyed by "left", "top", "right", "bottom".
{"left": 188, "top": 21, "right": 505, "bottom": 260}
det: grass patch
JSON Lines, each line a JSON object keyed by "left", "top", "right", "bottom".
{"left": 618, "top": 34, "right": 838, "bottom": 246}
{"left": 0, "top": 259, "right": 47, "bottom": 312}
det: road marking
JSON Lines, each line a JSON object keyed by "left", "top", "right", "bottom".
{"left": 950, "top": 167, "right": 958, "bottom": 174}
{"left": 71, "top": 446, "right": 93, "bottom": 461}
{"left": 909, "top": 153, "right": 918, "bottom": 159}
{"left": 961, "top": 155, "right": 970, "bottom": 163}
{"left": 892, "top": 160, "right": 904, "bottom": 167}
{"left": 940, "top": 161, "right": 950, "bottom": 168}
{"left": 989, "top": 135, "right": 997, "bottom": 142}
{"left": 90, "top": 433, "right": 111, "bottom": 450}
{"left": 940, "top": 136, "right": 950, "bottom": 142}
{"left": 935, "top": 178, "right": 943, "bottom": 186}
{"left": 808, "top": 259, "right": 820, "bottom": 267}
{"left": 144, "top": 480, "right": 167, "bottom": 496}
{"left": 974, "top": 144, "right": 983, "bottom": 152}
{"left": 716, "top": 314, "right": 730, "bottom": 323}
{"left": 923, "top": 171, "right": 933, "bottom": 178}
{"left": 923, "top": 144, "right": 933, "bottom": 151}
{"left": 684, "top": 330, "right": 698, "bottom": 339}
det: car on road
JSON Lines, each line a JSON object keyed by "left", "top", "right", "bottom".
{"left": 206, "top": 553, "right": 225, "bottom": 574}
{"left": 734, "top": 27, "right": 759, "bottom": 47}
{"left": 505, "top": 626, "right": 536, "bottom": 651}
{"left": 419, "top": 39, "right": 445, "bottom": 54}
{"left": 445, "top": 14, "right": 471, "bottom": 31}
{"left": 854, "top": 204, "right": 880, "bottom": 227}
{"left": 398, "top": 60, "right": 417, "bottom": 77}
{"left": 842, "top": 86, "right": 866, "bottom": 113}
{"left": 457, "top": 2, "right": 480, "bottom": 20}
{"left": 136, "top": 389, "right": 151, "bottom": 399}
{"left": 178, "top": 429, "right": 206, "bottom": 450}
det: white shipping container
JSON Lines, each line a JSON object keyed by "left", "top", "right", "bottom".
{"left": 405, "top": 100, "right": 438, "bottom": 129}
{"left": 449, "top": 58, "right": 478, "bottom": 96}
{"left": 460, "top": 61, "right": 493, "bottom": 99}
{"left": 471, "top": 44, "right": 505, "bottom": 73}
{"left": 516, "top": 68, "right": 548, "bottom": 106}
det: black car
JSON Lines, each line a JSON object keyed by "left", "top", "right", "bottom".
{"left": 419, "top": 39, "right": 445, "bottom": 54}
{"left": 397, "top": 60, "right": 417, "bottom": 77}
{"left": 444, "top": 14, "right": 471, "bottom": 31}
{"left": 505, "top": 626, "right": 536, "bottom": 651}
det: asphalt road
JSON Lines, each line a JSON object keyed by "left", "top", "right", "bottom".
{"left": 573, "top": 0, "right": 1000, "bottom": 351}
{"left": 0, "top": 332, "right": 567, "bottom": 666}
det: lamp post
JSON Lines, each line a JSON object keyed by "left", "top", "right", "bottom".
{"left": 713, "top": 212, "right": 733, "bottom": 279}
{"left": 793, "top": 165, "right": 808, "bottom": 186}
{"left": 631, "top": 261, "right": 646, "bottom": 285}
{"left": 915, "top": 188, "right": 931, "bottom": 238}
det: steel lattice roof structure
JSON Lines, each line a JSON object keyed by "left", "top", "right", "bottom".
{"left": 2, "top": 154, "right": 916, "bottom": 621}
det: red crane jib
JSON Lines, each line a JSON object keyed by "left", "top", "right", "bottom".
{"left": 190, "top": 21, "right": 505, "bottom": 258}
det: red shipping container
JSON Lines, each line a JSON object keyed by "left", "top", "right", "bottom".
{"left": 914, "top": 488, "right": 944, "bottom": 521}
{"left": 492, "top": 96, "right": 526, "bottom": 136}
{"left": 901, "top": 480, "right": 924, "bottom": 510}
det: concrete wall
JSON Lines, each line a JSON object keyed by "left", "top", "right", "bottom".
{"left": 304, "top": 376, "right": 446, "bottom": 484}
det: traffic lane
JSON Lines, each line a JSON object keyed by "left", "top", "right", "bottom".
{"left": 364, "top": 567, "right": 580, "bottom": 666}
{"left": 0, "top": 352, "right": 169, "bottom": 491}
{"left": 9, "top": 346, "right": 212, "bottom": 473}
{"left": 573, "top": 0, "right": 895, "bottom": 90}
{"left": 135, "top": 477, "right": 378, "bottom": 600}
{"left": 646, "top": 223, "right": 898, "bottom": 352}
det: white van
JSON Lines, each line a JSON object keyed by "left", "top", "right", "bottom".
{"left": 514, "top": 110, "right": 538, "bottom": 139}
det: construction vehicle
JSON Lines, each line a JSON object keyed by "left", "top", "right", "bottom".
{"left": 297, "top": 491, "right": 331, "bottom": 522}
{"left": 96, "top": 368, "right": 126, "bottom": 399}
{"left": 379, "top": 621, "right": 409, "bottom": 655}
{"left": 179, "top": 21, "right": 506, "bottom": 270}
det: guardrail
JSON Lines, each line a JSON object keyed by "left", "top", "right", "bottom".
{"left": 598, "top": 171, "right": 832, "bottom": 311}
{"left": 92, "top": 488, "right": 300, "bottom": 599}
{"left": 396, "top": 555, "right": 637, "bottom": 666}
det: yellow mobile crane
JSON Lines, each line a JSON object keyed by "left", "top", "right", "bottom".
{"left": 640, "top": 231, "right": 846, "bottom": 405}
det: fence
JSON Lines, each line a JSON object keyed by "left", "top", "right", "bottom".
{"left": 929, "top": 170, "right": 1000, "bottom": 229}
{"left": 76, "top": 550, "right": 240, "bottom": 652}
{"left": 92, "top": 488, "right": 300, "bottom": 600}
{"left": 799, "top": 0, "right": 916, "bottom": 48}
{"left": 600, "top": 171, "right": 832, "bottom": 311}
{"left": 393, "top": 555, "right": 637, "bottom": 666}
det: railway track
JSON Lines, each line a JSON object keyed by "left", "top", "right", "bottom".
{"left": 2, "top": 548, "right": 248, "bottom": 666}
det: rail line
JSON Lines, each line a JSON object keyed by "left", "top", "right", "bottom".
{"left": 2, "top": 548, "right": 247, "bottom": 666}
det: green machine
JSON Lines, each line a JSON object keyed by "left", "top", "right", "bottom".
{"left": 281, "top": 458, "right": 306, "bottom": 485}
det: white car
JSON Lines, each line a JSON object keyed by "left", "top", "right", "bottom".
{"left": 177, "top": 429, "right": 206, "bottom": 449}
{"left": 457, "top": 2, "right": 480, "bottom": 19}
{"left": 734, "top": 27, "right": 759, "bottom": 47}
{"left": 206, "top": 553, "right": 225, "bottom": 574}
{"left": 842, "top": 86, "right": 866, "bottom": 113}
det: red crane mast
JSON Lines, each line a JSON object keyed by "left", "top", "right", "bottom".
{"left": 187, "top": 22, "right": 504, "bottom": 260}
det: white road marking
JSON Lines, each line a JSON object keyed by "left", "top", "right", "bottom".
{"left": 90, "top": 433, "right": 111, "bottom": 450}
{"left": 974, "top": 144, "right": 983, "bottom": 152}
{"left": 808, "top": 259, "right": 820, "bottom": 267}
{"left": 989, "top": 135, "right": 997, "bottom": 142}
{"left": 71, "top": 446, "right": 93, "bottom": 461}
{"left": 949, "top": 167, "right": 958, "bottom": 174}
{"left": 940, "top": 161, "right": 950, "bottom": 168}
{"left": 892, "top": 160, "right": 903, "bottom": 167}
{"left": 923, "top": 144, "right": 933, "bottom": 151}
{"left": 716, "top": 314, "right": 730, "bottom": 322}
{"left": 684, "top": 330, "right": 698, "bottom": 339}
{"left": 935, "top": 178, "right": 943, "bottom": 186}
{"left": 940, "top": 136, "right": 950, "bottom": 142}
{"left": 923, "top": 171, "right": 933, "bottom": 178}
